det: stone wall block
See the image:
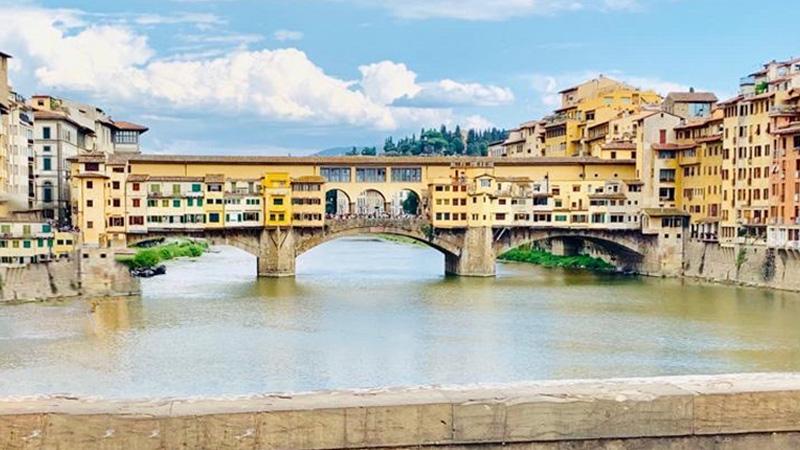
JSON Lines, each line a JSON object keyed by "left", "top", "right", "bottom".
{"left": 343, "top": 403, "right": 452, "bottom": 448}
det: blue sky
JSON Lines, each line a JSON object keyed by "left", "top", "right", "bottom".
{"left": 1, "top": 0, "right": 798, "bottom": 155}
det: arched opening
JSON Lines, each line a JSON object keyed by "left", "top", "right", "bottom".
{"left": 390, "top": 189, "right": 421, "bottom": 217}
{"left": 356, "top": 189, "right": 386, "bottom": 216}
{"left": 325, "top": 189, "right": 351, "bottom": 217}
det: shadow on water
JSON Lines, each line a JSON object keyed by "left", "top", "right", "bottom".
{"left": 2, "top": 236, "right": 800, "bottom": 398}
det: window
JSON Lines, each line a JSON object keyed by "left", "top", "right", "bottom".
{"left": 87, "top": 200, "right": 94, "bottom": 207}
{"left": 87, "top": 221, "right": 94, "bottom": 229}
{"left": 150, "top": 184, "right": 160, "bottom": 193}
{"left": 132, "top": 199, "right": 141, "bottom": 208}
{"left": 112, "top": 181, "right": 120, "bottom": 190}
{"left": 391, "top": 167, "right": 422, "bottom": 182}
{"left": 192, "top": 184, "right": 202, "bottom": 192}
{"left": 356, "top": 167, "right": 386, "bottom": 183}
{"left": 85, "top": 162, "right": 99, "bottom": 171}
{"left": 43, "top": 182, "right": 53, "bottom": 203}
{"left": 43, "top": 145, "right": 51, "bottom": 153}
{"left": 42, "top": 127, "right": 51, "bottom": 139}
{"left": 43, "top": 157, "right": 52, "bottom": 171}
{"left": 86, "top": 180, "right": 93, "bottom": 189}
{"left": 320, "top": 167, "right": 351, "bottom": 182}
{"left": 114, "top": 130, "right": 139, "bottom": 144}
{"left": 187, "top": 198, "right": 194, "bottom": 207}
{"left": 172, "top": 184, "right": 181, "bottom": 195}
{"left": 209, "top": 213, "right": 220, "bottom": 223}
{"left": 23, "top": 240, "right": 31, "bottom": 249}
{"left": 112, "top": 199, "right": 121, "bottom": 208}
{"left": 132, "top": 183, "right": 141, "bottom": 191}
{"left": 42, "top": 224, "right": 51, "bottom": 233}
{"left": 173, "top": 199, "right": 181, "bottom": 208}
{"left": 273, "top": 197, "right": 284, "bottom": 206}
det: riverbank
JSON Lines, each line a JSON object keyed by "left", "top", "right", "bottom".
{"left": 499, "top": 247, "right": 615, "bottom": 272}
{"left": 1, "top": 373, "right": 799, "bottom": 449}
{"left": 117, "top": 239, "right": 209, "bottom": 270}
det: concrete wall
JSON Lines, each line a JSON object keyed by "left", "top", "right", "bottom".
{"left": 2, "top": 373, "right": 800, "bottom": 449}
{"left": 0, "top": 248, "right": 139, "bottom": 303}
{"left": 684, "top": 240, "right": 800, "bottom": 291}
{"left": 0, "top": 258, "right": 80, "bottom": 302}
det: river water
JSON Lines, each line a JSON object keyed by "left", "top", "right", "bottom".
{"left": 2, "top": 237, "right": 800, "bottom": 399}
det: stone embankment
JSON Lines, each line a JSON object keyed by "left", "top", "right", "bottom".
{"left": 684, "top": 240, "right": 800, "bottom": 291}
{"left": 3, "top": 373, "right": 800, "bottom": 449}
{"left": 0, "top": 247, "right": 138, "bottom": 303}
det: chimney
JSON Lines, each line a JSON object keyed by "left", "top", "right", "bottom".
{"left": 689, "top": 87, "right": 695, "bottom": 93}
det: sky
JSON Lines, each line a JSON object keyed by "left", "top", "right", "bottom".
{"left": 1, "top": 0, "right": 798, "bottom": 155}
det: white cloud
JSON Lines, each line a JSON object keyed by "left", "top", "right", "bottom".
{"left": 273, "top": 29, "right": 304, "bottom": 42}
{"left": 133, "top": 12, "right": 224, "bottom": 26}
{"left": 334, "top": 0, "right": 641, "bottom": 21}
{"left": 359, "top": 61, "right": 421, "bottom": 104}
{"left": 410, "top": 80, "right": 514, "bottom": 107}
{"left": 1, "top": 6, "right": 508, "bottom": 132}
{"left": 359, "top": 61, "right": 514, "bottom": 107}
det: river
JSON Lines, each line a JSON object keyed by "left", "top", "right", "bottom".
{"left": 2, "top": 237, "right": 800, "bottom": 399}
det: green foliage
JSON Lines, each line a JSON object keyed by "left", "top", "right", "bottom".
{"left": 124, "top": 240, "right": 208, "bottom": 269}
{"left": 382, "top": 125, "right": 507, "bottom": 157}
{"left": 755, "top": 81, "right": 768, "bottom": 95}
{"left": 401, "top": 193, "right": 419, "bottom": 215}
{"left": 735, "top": 248, "right": 748, "bottom": 271}
{"left": 499, "top": 248, "right": 615, "bottom": 272}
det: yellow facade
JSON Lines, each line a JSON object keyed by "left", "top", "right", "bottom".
{"left": 262, "top": 172, "right": 292, "bottom": 227}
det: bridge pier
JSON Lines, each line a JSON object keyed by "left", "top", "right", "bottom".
{"left": 257, "top": 228, "right": 296, "bottom": 277}
{"left": 550, "top": 237, "right": 582, "bottom": 257}
{"left": 445, "top": 227, "right": 496, "bottom": 277}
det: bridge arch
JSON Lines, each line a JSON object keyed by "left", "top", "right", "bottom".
{"left": 325, "top": 189, "right": 351, "bottom": 216}
{"left": 294, "top": 218, "right": 460, "bottom": 259}
{"left": 494, "top": 228, "right": 647, "bottom": 271}
{"left": 355, "top": 189, "right": 387, "bottom": 215}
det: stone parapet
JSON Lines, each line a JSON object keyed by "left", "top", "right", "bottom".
{"left": 2, "top": 373, "right": 800, "bottom": 449}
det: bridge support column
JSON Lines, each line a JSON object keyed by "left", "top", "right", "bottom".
{"left": 258, "top": 228, "right": 296, "bottom": 277}
{"left": 551, "top": 237, "right": 582, "bottom": 257}
{"left": 445, "top": 226, "right": 496, "bottom": 277}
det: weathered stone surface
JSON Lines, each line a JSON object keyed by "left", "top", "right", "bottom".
{"left": 3, "top": 374, "right": 800, "bottom": 449}
{"left": 256, "top": 408, "right": 346, "bottom": 449}
{"left": 344, "top": 403, "right": 452, "bottom": 448}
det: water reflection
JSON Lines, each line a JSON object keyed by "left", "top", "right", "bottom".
{"left": 1, "top": 236, "right": 800, "bottom": 398}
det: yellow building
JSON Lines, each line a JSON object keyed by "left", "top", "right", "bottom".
{"left": 291, "top": 176, "right": 325, "bottom": 227}
{"left": 262, "top": 172, "right": 291, "bottom": 227}
{"left": 0, "top": 210, "right": 72, "bottom": 265}
{"left": 674, "top": 111, "right": 724, "bottom": 241}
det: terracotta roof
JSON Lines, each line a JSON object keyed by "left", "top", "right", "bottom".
{"left": 0, "top": 51, "right": 12, "bottom": 59}
{"left": 666, "top": 92, "right": 718, "bottom": 103}
{"left": 127, "top": 174, "right": 150, "bottom": 182}
{"left": 674, "top": 117, "right": 714, "bottom": 129}
{"left": 293, "top": 176, "right": 326, "bottom": 183}
{"left": 696, "top": 134, "right": 723, "bottom": 143}
{"left": 503, "top": 137, "right": 525, "bottom": 145}
{"left": 112, "top": 121, "right": 149, "bottom": 132}
{"left": 718, "top": 95, "right": 743, "bottom": 106}
{"left": 33, "top": 110, "right": 95, "bottom": 133}
{"left": 774, "top": 124, "right": 800, "bottom": 136}
{"left": 697, "top": 216, "right": 721, "bottom": 224}
{"left": 118, "top": 154, "right": 636, "bottom": 167}
{"left": 588, "top": 193, "right": 626, "bottom": 200}
{"left": 652, "top": 143, "right": 696, "bottom": 151}
{"left": 148, "top": 176, "right": 204, "bottom": 182}
{"left": 624, "top": 180, "right": 644, "bottom": 185}
{"left": 204, "top": 174, "right": 225, "bottom": 183}
{"left": 743, "top": 91, "right": 775, "bottom": 102}
{"left": 72, "top": 173, "right": 109, "bottom": 179}
{"left": 643, "top": 208, "right": 689, "bottom": 217}
{"left": 602, "top": 141, "right": 636, "bottom": 150}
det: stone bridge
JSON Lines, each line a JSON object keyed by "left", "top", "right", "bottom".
{"left": 128, "top": 219, "right": 674, "bottom": 277}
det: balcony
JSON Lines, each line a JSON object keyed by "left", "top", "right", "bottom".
{"left": 739, "top": 76, "right": 756, "bottom": 86}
